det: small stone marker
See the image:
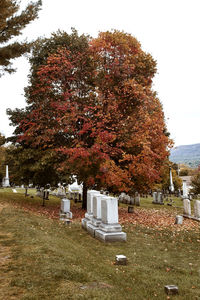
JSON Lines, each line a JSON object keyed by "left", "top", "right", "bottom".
{"left": 128, "top": 206, "right": 134, "bottom": 213}
{"left": 164, "top": 285, "right": 178, "bottom": 295}
{"left": 60, "top": 198, "right": 72, "bottom": 221}
{"left": 175, "top": 215, "right": 183, "bottom": 224}
{"left": 115, "top": 255, "right": 127, "bottom": 265}
{"left": 12, "top": 189, "right": 17, "bottom": 193}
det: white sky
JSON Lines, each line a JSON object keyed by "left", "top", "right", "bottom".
{"left": 0, "top": 0, "right": 199, "bottom": 146}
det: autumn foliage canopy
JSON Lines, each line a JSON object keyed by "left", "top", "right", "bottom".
{"left": 9, "top": 30, "right": 171, "bottom": 196}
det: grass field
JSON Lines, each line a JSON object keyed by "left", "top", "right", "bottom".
{"left": 0, "top": 189, "right": 200, "bottom": 299}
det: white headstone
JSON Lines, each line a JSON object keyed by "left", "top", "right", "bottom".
{"left": 153, "top": 192, "right": 157, "bottom": 203}
{"left": 61, "top": 198, "right": 70, "bottom": 213}
{"left": 93, "top": 195, "right": 106, "bottom": 220}
{"left": 194, "top": 200, "right": 200, "bottom": 219}
{"left": 182, "top": 180, "right": 188, "bottom": 198}
{"left": 157, "top": 192, "right": 164, "bottom": 204}
{"left": 87, "top": 195, "right": 108, "bottom": 236}
{"left": 135, "top": 193, "right": 140, "bottom": 206}
{"left": 87, "top": 190, "right": 100, "bottom": 215}
{"left": 101, "top": 197, "right": 118, "bottom": 224}
{"left": 183, "top": 198, "right": 191, "bottom": 216}
{"left": 2, "top": 165, "right": 10, "bottom": 187}
{"left": 81, "top": 190, "right": 100, "bottom": 230}
{"left": 95, "top": 197, "right": 127, "bottom": 242}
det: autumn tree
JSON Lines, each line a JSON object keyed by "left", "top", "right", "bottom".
{"left": 0, "top": 0, "right": 41, "bottom": 76}
{"left": 8, "top": 30, "right": 171, "bottom": 208}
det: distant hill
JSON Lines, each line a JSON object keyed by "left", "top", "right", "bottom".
{"left": 170, "top": 143, "right": 200, "bottom": 168}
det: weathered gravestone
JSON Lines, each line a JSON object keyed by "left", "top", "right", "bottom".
{"left": 182, "top": 180, "right": 188, "bottom": 198}
{"left": 157, "top": 192, "right": 164, "bottom": 205}
{"left": 152, "top": 191, "right": 164, "bottom": 205}
{"left": 193, "top": 200, "right": 200, "bottom": 220}
{"left": 183, "top": 198, "right": 191, "bottom": 217}
{"left": 135, "top": 192, "right": 140, "bottom": 206}
{"left": 95, "top": 197, "right": 126, "bottom": 242}
{"left": 57, "top": 184, "right": 66, "bottom": 198}
{"left": 82, "top": 190, "right": 100, "bottom": 230}
{"left": 175, "top": 215, "right": 183, "bottom": 224}
{"left": 152, "top": 192, "right": 158, "bottom": 204}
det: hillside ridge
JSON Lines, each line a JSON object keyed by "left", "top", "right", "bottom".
{"left": 170, "top": 143, "right": 200, "bottom": 168}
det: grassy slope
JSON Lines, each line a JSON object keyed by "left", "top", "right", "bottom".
{"left": 0, "top": 190, "right": 200, "bottom": 299}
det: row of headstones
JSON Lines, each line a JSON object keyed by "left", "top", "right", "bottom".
{"left": 51, "top": 187, "right": 82, "bottom": 202}
{"left": 82, "top": 190, "right": 127, "bottom": 242}
{"left": 183, "top": 199, "right": 200, "bottom": 221}
{"left": 152, "top": 192, "right": 164, "bottom": 205}
{"left": 36, "top": 187, "right": 50, "bottom": 199}
{"left": 118, "top": 192, "right": 140, "bottom": 206}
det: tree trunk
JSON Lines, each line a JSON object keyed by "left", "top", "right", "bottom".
{"left": 82, "top": 182, "right": 88, "bottom": 209}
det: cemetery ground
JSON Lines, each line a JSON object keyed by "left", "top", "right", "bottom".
{"left": 0, "top": 189, "right": 200, "bottom": 299}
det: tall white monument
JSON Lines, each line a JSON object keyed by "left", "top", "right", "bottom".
{"left": 2, "top": 165, "right": 10, "bottom": 187}
{"left": 182, "top": 180, "right": 188, "bottom": 198}
{"left": 169, "top": 167, "right": 174, "bottom": 193}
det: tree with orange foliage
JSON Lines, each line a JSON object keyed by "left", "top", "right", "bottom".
{"left": 8, "top": 30, "right": 171, "bottom": 208}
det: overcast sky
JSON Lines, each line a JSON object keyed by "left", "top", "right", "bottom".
{"left": 0, "top": 0, "right": 199, "bottom": 146}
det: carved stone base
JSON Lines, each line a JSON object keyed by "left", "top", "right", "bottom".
{"left": 95, "top": 230, "right": 127, "bottom": 242}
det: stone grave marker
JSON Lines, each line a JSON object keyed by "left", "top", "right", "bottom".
{"left": 95, "top": 197, "right": 126, "bottom": 242}
{"left": 60, "top": 198, "right": 72, "bottom": 221}
{"left": 87, "top": 194, "right": 108, "bottom": 236}
{"left": 194, "top": 200, "right": 200, "bottom": 220}
{"left": 115, "top": 255, "right": 127, "bottom": 265}
{"left": 175, "top": 215, "right": 183, "bottom": 224}
{"left": 81, "top": 190, "right": 100, "bottom": 230}
{"left": 183, "top": 198, "right": 191, "bottom": 217}
{"left": 152, "top": 192, "right": 158, "bottom": 204}
{"left": 135, "top": 192, "right": 140, "bottom": 206}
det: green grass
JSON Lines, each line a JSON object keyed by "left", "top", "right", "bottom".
{"left": 0, "top": 191, "right": 200, "bottom": 299}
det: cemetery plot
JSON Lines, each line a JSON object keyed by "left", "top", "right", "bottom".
{"left": 0, "top": 198, "right": 200, "bottom": 300}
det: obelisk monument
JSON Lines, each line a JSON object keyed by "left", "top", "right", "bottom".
{"left": 3, "top": 165, "right": 10, "bottom": 187}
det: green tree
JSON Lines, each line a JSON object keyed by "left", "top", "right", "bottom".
{"left": 5, "top": 145, "right": 61, "bottom": 186}
{"left": 191, "top": 173, "right": 200, "bottom": 195}
{"left": 0, "top": 0, "right": 41, "bottom": 76}
{"left": 155, "top": 161, "right": 182, "bottom": 192}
